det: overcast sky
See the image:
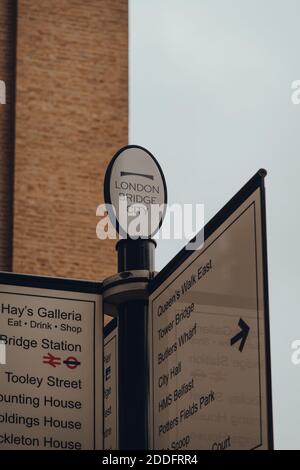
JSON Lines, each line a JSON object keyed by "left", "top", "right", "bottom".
{"left": 129, "top": 0, "right": 300, "bottom": 449}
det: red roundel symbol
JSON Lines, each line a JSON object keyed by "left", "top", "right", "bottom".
{"left": 63, "top": 356, "right": 81, "bottom": 369}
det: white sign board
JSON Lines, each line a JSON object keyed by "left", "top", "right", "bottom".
{"left": 104, "top": 145, "right": 167, "bottom": 238}
{"left": 0, "top": 275, "right": 103, "bottom": 450}
{"left": 104, "top": 320, "right": 118, "bottom": 450}
{"left": 149, "top": 174, "right": 272, "bottom": 450}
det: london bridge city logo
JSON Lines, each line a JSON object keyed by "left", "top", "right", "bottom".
{"left": 107, "top": 165, "right": 165, "bottom": 240}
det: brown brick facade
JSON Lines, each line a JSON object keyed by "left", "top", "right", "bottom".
{"left": 0, "top": 1, "right": 16, "bottom": 272}
{"left": 13, "top": 0, "right": 128, "bottom": 281}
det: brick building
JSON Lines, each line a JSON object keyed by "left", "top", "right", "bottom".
{"left": 0, "top": 0, "right": 128, "bottom": 281}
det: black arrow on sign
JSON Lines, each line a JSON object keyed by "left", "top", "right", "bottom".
{"left": 230, "top": 318, "right": 250, "bottom": 352}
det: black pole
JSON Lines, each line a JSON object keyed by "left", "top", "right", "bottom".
{"left": 117, "top": 239, "right": 156, "bottom": 272}
{"left": 117, "top": 239, "right": 155, "bottom": 450}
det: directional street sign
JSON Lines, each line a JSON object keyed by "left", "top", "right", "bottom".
{"left": 0, "top": 273, "right": 103, "bottom": 450}
{"left": 0, "top": 163, "right": 273, "bottom": 452}
{"left": 148, "top": 170, "right": 273, "bottom": 450}
{"left": 104, "top": 319, "right": 118, "bottom": 450}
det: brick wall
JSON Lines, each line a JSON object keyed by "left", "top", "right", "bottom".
{"left": 13, "top": 0, "right": 128, "bottom": 281}
{"left": 0, "top": 1, "right": 16, "bottom": 271}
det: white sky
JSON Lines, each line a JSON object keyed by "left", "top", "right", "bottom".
{"left": 130, "top": 0, "right": 300, "bottom": 449}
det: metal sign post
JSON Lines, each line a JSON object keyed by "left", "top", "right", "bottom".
{"left": 102, "top": 149, "right": 273, "bottom": 450}
{"left": 103, "top": 145, "right": 167, "bottom": 449}
{"left": 0, "top": 144, "right": 273, "bottom": 453}
{"left": 116, "top": 239, "right": 154, "bottom": 449}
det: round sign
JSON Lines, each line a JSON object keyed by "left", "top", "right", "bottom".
{"left": 104, "top": 145, "right": 167, "bottom": 239}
